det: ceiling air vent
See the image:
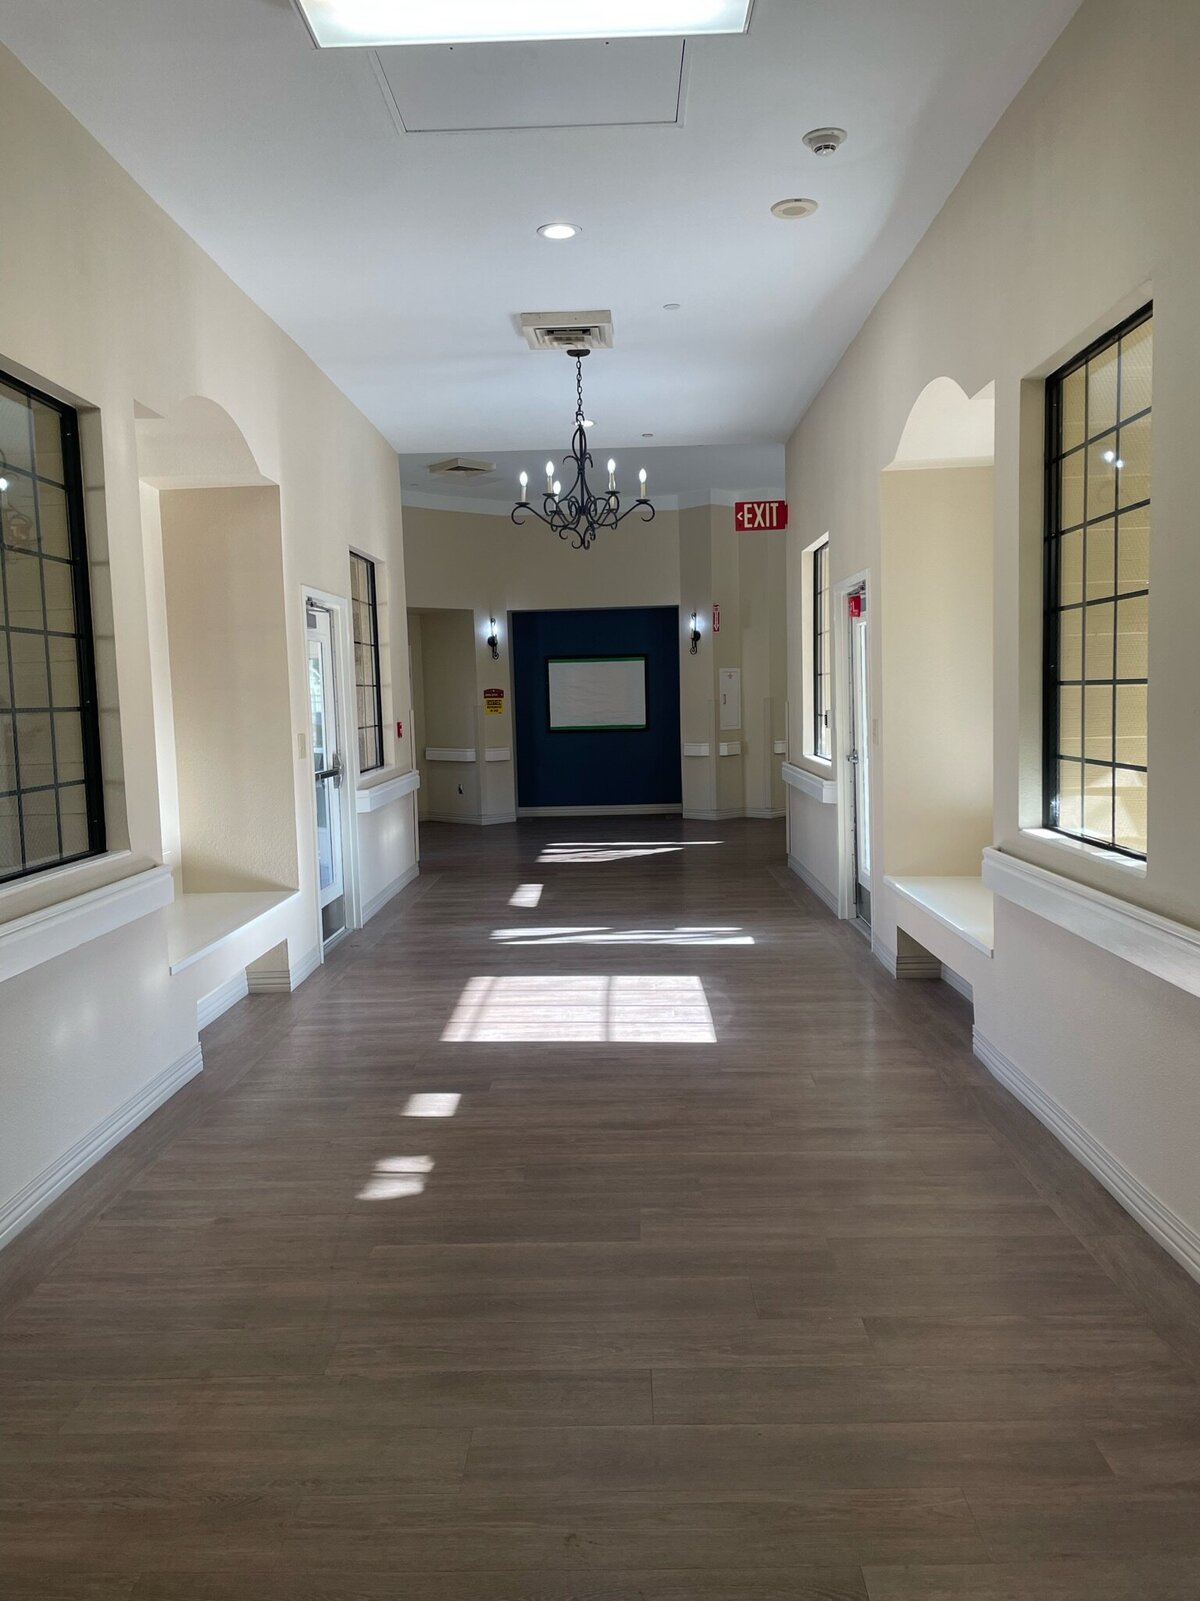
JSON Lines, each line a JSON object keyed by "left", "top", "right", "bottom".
{"left": 520, "top": 311, "right": 614, "bottom": 352}
{"left": 427, "top": 457, "right": 496, "bottom": 477}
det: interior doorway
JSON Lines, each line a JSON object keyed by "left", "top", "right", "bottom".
{"left": 305, "top": 593, "right": 356, "bottom": 949}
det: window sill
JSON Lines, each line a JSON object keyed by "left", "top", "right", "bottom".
{"left": 0, "top": 860, "right": 174, "bottom": 986}
{"left": 782, "top": 761, "right": 838, "bottom": 805}
{"left": 1019, "top": 827, "right": 1147, "bottom": 878}
{"left": 356, "top": 767, "right": 421, "bottom": 813}
{"left": 984, "top": 846, "right": 1200, "bottom": 999}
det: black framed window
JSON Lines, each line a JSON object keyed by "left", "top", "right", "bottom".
{"left": 1044, "top": 305, "right": 1151, "bottom": 858}
{"left": 0, "top": 370, "right": 104, "bottom": 884}
{"left": 350, "top": 551, "right": 384, "bottom": 773}
{"left": 812, "top": 540, "right": 831, "bottom": 759}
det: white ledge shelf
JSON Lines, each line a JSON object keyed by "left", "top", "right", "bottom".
{"left": 166, "top": 890, "right": 297, "bottom": 975}
{"left": 682, "top": 743, "right": 711, "bottom": 758}
{"left": 886, "top": 875, "right": 994, "bottom": 956}
{"left": 782, "top": 761, "right": 837, "bottom": 804}
{"left": 484, "top": 747, "right": 511, "bottom": 763}
{"left": 356, "top": 768, "right": 420, "bottom": 813}
{"left": 1, "top": 864, "right": 174, "bottom": 986}
{"left": 984, "top": 847, "right": 1200, "bottom": 999}
{"left": 719, "top": 741, "right": 742, "bottom": 757}
{"left": 425, "top": 747, "right": 476, "bottom": 763}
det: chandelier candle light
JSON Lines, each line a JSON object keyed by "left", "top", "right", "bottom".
{"left": 513, "top": 349, "right": 655, "bottom": 551}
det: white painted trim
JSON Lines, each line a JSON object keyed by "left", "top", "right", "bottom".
{"left": 745, "top": 807, "right": 784, "bottom": 820}
{"left": 517, "top": 804, "right": 683, "bottom": 818}
{"left": 718, "top": 741, "right": 742, "bottom": 757}
{"left": 0, "top": 865, "right": 173, "bottom": 987}
{"left": 682, "top": 808, "right": 745, "bottom": 821}
{"left": 682, "top": 743, "right": 711, "bottom": 758}
{"left": 303, "top": 585, "right": 363, "bottom": 933}
{"left": 361, "top": 862, "right": 419, "bottom": 923}
{"left": 973, "top": 1027, "right": 1200, "bottom": 1284}
{"left": 484, "top": 747, "right": 512, "bottom": 763}
{"left": 247, "top": 943, "right": 322, "bottom": 994}
{"left": 872, "top": 933, "right": 941, "bottom": 979}
{"left": 983, "top": 847, "right": 1200, "bottom": 999}
{"left": 167, "top": 890, "right": 297, "bottom": 975}
{"left": 886, "top": 875, "right": 994, "bottom": 957}
{"left": 425, "top": 747, "right": 477, "bottom": 763}
{"left": 942, "top": 965, "right": 974, "bottom": 1002}
{"left": 425, "top": 810, "right": 518, "bottom": 826}
{"left": 782, "top": 762, "right": 838, "bottom": 804}
{"left": 773, "top": 740, "right": 787, "bottom": 755}
{"left": 1019, "top": 825, "right": 1147, "bottom": 879}
{"left": 356, "top": 767, "right": 420, "bottom": 812}
{"left": 787, "top": 853, "right": 839, "bottom": 916}
{"left": 197, "top": 971, "right": 249, "bottom": 1030}
{"left": 0, "top": 1044, "right": 204, "bottom": 1251}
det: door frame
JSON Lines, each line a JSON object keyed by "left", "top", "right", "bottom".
{"left": 831, "top": 568, "right": 871, "bottom": 924}
{"left": 301, "top": 585, "right": 362, "bottom": 946}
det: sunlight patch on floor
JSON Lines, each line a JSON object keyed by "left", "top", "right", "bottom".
{"left": 441, "top": 974, "right": 717, "bottom": 1043}
{"left": 509, "top": 883, "right": 544, "bottom": 907}
{"left": 537, "top": 841, "right": 721, "bottom": 864}
{"left": 489, "top": 926, "right": 754, "bottom": 947}
{"left": 357, "top": 1155, "right": 434, "bottom": 1200}
{"left": 402, "top": 1093, "right": 461, "bottom": 1117}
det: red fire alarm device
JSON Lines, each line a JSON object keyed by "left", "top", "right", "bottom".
{"left": 734, "top": 499, "right": 789, "bottom": 532}
{"left": 848, "top": 593, "right": 863, "bottom": 619}
{"left": 396, "top": 720, "right": 404, "bottom": 739}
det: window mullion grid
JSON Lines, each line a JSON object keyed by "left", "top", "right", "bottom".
{"left": 29, "top": 401, "right": 64, "bottom": 862}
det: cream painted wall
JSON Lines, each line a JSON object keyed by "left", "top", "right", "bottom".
{"left": 783, "top": 0, "right": 1200, "bottom": 1254}
{"left": 411, "top": 608, "right": 485, "bottom": 824}
{"left": 402, "top": 502, "right": 787, "bottom": 822}
{"left": 879, "top": 465, "right": 993, "bottom": 885}
{"left": 159, "top": 487, "right": 297, "bottom": 894}
{"left": 0, "top": 45, "right": 414, "bottom": 1240}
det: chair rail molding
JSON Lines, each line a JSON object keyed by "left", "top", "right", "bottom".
{"left": 355, "top": 768, "right": 421, "bottom": 812}
{"left": 782, "top": 761, "right": 837, "bottom": 804}
{"left": 983, "top": 847, "right": 1200, "bottom": 998}
{"left": 424, "top": 747, "right": 477, "bottom": 764}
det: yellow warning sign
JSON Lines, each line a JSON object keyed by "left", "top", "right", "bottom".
{"left": 484, "top": 686, "right": 505, "bottom": 715}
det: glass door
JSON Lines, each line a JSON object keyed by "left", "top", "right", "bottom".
{"left": 847, "top": 589, "right": 872, "bottom": 930}
{"left": 306, "top": 600, "right": 347, "bottom": 948}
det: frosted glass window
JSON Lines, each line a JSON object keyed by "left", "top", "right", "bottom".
{"left": 1044, "top": 305, "right": 1151, "bottom": 858}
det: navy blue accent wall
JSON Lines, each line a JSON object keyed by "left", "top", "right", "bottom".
{"left": 512, "top": 607, "right": 682, "bottom": 809}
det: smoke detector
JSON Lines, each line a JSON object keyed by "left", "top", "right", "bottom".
{"left": 804, "top": 127, "right": 846, "bottom": 156}
{"left": 520, "top": 310, "right": 614, "bottom": 352}
{"left": 771, "top": 197, "right": 819, "bottom": 220}
{"left": 427, "top": 457, "right": 496, "bottom": 477}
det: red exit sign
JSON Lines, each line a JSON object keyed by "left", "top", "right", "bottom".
{"left": 734, "top": 499, "right": 788, "bottom": 532}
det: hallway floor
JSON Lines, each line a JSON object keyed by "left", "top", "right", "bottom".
{"left": 4, "top": 818, "right": 1200, "bottom": 1599}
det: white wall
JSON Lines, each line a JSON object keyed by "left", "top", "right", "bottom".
{"left": 783, "top": 0, "right": 1200, "bottom": 1258}
{"left": 0, "top": 44, "right": 415, "bottom": 1241}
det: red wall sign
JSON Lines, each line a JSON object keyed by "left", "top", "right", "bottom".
{"left": 734, "top": 499, "right": 789, "bottom": 532}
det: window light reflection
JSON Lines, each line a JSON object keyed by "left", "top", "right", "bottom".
{"left": 403, "top": 1093, "right": 461, "bottom": 1117}
{"left": 489, "top": 926, "right": 754, "bottom": 947}
{"left": 538, "top": 841, "right": 721, "bottom": 864}
{"left": 358, "top": 1155, "right": 434, "bottom": 1201}
{"left": 441, "top": 975, "right": 716, "bottom": 1043}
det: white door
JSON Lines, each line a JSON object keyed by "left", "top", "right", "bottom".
{"left": 847, "top": 591, "right": 872, "bottom": 929}
{"left": 307, "top": 601, "right": 347, "bottom": 948}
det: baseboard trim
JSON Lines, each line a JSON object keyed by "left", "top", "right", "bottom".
{"left": 247, "top": 943, "right": 322, "bottom": 994}
{"left": 424, "top": 812, "right": 518, "bottom": 827}
{"left": 0, "top": 1044, "right": 204, "bottom": 1252}
{"left": 973, "top": 1027, "right": 1200, "bottom": 1284}
{"left": 787, "top": 854, "right": 839, "bottom": 916}
{"left": 872, "top": 935, "right": 942, "bottom": 979}
{"left": 361, "top": 862, "right": 419, "bottom": 924}
{"left": 941, "top": 964, "right": 974, "bottom": 1002}
{"left": 745, "top": 807, "right": 786, "bottom": 820}
{"left": 517, "top": 805, "right": 683, "bottom": 818}
{"left": 197, "top": 971, "right": 248, "bottom": 1030}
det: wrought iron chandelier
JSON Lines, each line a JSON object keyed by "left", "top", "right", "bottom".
{"left": 512, "top": 349, "right": 655, "bottom": 551}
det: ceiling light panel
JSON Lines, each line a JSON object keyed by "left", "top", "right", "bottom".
{"left": 293, "top": 0, "right": 753, "bottom": 48}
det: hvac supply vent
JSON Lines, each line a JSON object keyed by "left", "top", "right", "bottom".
{"left": 520, "top": 311, "right": 614, "bottom": 352}
{"left": 427, "top": 457, "right": 496, "bottom": 477}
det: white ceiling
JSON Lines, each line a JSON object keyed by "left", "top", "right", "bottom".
{"left": 0, "top": 0, "right": 1080, "bottom": 465}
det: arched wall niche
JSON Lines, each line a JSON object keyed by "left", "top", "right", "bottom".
{"left": 136, "top": 395, "right": 297, "bottom": 894}
{"left": 878, "top": 374, "right": 996, "bottom": 901}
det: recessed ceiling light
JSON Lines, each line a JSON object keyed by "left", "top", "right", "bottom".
{"left": 803, "top": 127, "right": 847, "bottom": 156}
{"left": 292, "top": 0, "right": 754, "bottom": 48}
{"left": 538, "top": 222, "right": 580, "bottom": 241}
{"left": 771, "top": 197, "right": 819, "bottom": 220}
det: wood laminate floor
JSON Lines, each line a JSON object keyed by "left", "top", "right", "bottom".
{"left": 4, "top": 817, "right": 1200, "bottom": 1600}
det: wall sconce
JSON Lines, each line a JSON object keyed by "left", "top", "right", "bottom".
{"left": 689, "top": 612, "right": 701, "bottom": 655}
{"left": 486, "top": 617, "right": 500, "bottom": 660}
